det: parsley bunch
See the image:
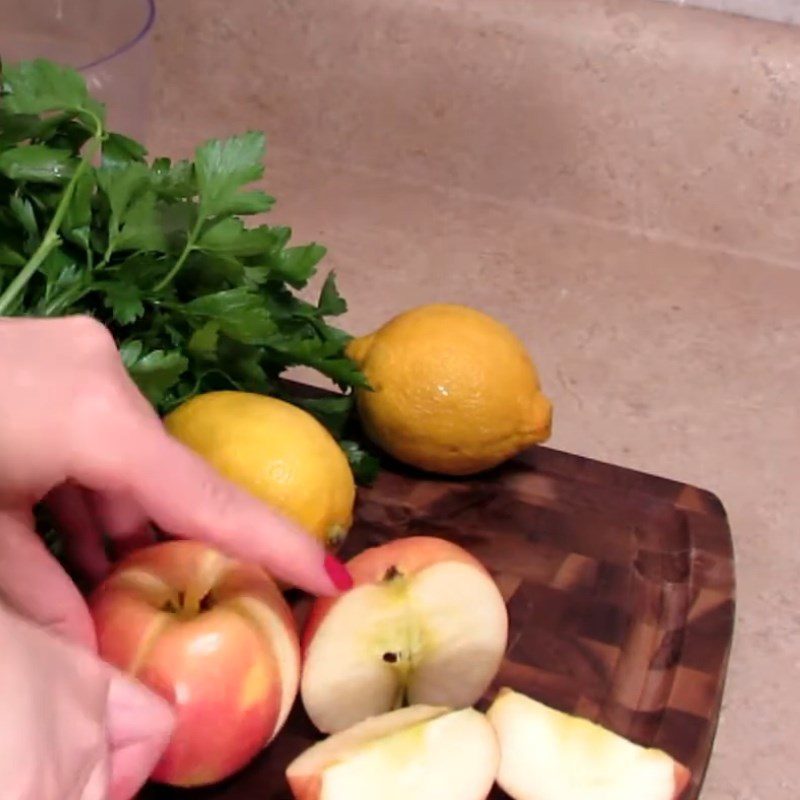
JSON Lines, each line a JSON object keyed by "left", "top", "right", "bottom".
{"left": 0, "top": 59, "right": 376, "bottom": 481}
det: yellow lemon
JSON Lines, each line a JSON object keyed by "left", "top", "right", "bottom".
{"left": 347, "top": 304, "right": 552, "bottom": 475}
{"left": 164, "top": 391, "right": 355, "bottom": 549}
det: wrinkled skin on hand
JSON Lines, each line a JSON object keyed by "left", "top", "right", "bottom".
{"left": 0, "top": 316, "right": 346, "bottom": 800}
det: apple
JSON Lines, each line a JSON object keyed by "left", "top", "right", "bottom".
{"left": 487, "top": 688, "right": 692, "bottom": 800}
{"left": 90, "top": 540, "right": 300, "bottom": 787}
{"left": 300, "top": 536, "right": 508, "bottom": 733}
{"left": 286, "top": 705, "right": 499, "bottom": 800}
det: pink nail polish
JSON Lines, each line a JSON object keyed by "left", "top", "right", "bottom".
{"left": 324, "top": 553, "right": 353, "bottom": 591}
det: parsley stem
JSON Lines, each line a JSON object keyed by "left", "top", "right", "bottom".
{"left": 0, "top": 232, "right": 61, "bottom": 314}
{"left": 0, "top": 131, "right": 102, "bottom": 316}
{"left": 152, "top": 215, "right": 204, "bottom": 292}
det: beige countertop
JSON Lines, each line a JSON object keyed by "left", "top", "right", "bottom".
{"left": 151, "top": 1, "right": 799, "bottom": 797}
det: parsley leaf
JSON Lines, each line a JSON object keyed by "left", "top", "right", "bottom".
{"left": 195, "top": 132, "right": 265, "bottom": 218}
{"left": 0, "top": 145, "right": 76, "bottom": 184}
{"left": 9, "top": 195, "right": 38, "bottom": 238}
{"left": 102, "top": 132, "right": 148, "bottom": 166}
{"left": 2, "top": 59, "right": 92, "bottom": 115}
{"left": 114, "top": 190, "right": 166, "bottom": 253}
{"left": 182, "top": 288, "right": 278, "bottom": 344}
{"left": 291, "top": 394, "right": 354, "bottom": 438}
{"left": 187, "top": 321, "right": 220, "bottom": 359}
{"left": 96, "top": 162, "right": 150, "bottom": 230}
{"left": 126, "top": 348, "right": 189, "bottom": 405}
{"left": 340, "top": 440, "right": 380, "bottom": 485}
{"left": 318, "top": 271, "right": 348, "bottom": 316}
{"left": 99, "top": 281, "right": 146, "bottom": 324}
{"left": 273, "top": 243, "right": 327, "bottom": 288}
{"left": 197, "top": 218, "right": 276, "bottom": 257}
{"left": 0, "top": 243, "right": 25, "bottom": 266}
{"left": 60, "top": 168, "right": 93, "bottom": 249}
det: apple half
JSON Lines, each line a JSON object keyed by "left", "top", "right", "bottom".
{"left": 487, "top": 688, "right": 692, "bottom": 800}
{"left": 300, "top": 536, "right": 509, "bottom": 733}
{"left": 286, "top": 705, "right": 499, "bottom": 800}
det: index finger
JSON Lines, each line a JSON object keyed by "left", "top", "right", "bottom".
{"left": 81, "top": 422, "right": 352, "bottom": 597}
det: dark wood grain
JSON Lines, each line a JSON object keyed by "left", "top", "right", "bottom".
{"left": 141, "top": 445, "right": 735, "bottom": 800}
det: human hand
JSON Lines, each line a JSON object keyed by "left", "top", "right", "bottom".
{"left": 0, "top": 315, "right": 352, "bottom": 799}
{"left": 0, "top": 315, "right": 350, "bottom": 644}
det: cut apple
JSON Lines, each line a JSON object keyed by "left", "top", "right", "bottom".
{"left": 300, "top": 536, "right": 508, "bottom": 733}
{"left": 487, "top": 688, "right": 691, "bottom": 800}
{"left": 286, "top": 705, "right": 499, "bottom": 800}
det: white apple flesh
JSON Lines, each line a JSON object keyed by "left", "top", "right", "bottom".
{"left": 300, "top": 537, "right": 509, "bottom": 733}
{"left": 286, "top": 705, "right": 499, "bottom": 800}
{"left": 487, "top": 688, "right": 691, "bottom": 800}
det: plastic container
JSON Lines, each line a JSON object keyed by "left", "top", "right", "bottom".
{"left": 0, "top": 0, "right": 156, "bottom": 140}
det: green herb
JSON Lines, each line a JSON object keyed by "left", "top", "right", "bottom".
{"left": 0, "top": 58, "right": 376, "bottom": 481}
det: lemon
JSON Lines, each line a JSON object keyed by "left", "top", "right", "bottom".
{"left": 164, "top": 391, "right": 355, "bottom": 549}
{"left": 347, "top": 304, "right": 552, "bottom": 475}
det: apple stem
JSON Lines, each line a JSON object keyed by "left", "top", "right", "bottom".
{"left": 163, "top": 588, "right": 214, "bottom": 619}
{"left": 162, "top": 599, "right": 179, "bottom": 614}
{"left": 186, "top": 594, "right": 200, "bottom": 617}
{"left": 182, "top": 586, "right": 207, "bottom": 617}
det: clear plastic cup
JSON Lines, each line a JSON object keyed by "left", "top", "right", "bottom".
{"left": 0, "top": 0, "right": 156, "bottom": 141}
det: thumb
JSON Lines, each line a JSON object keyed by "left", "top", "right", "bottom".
{"left": 106, "top": 670, "right": 175, "bottom": 800}
{"left": 79, "top": 422, "right": 352, "bottom": 596}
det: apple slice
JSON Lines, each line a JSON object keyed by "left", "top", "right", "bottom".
{"left": 487, "top": 688, "right": 692, "bottom": 800}
{"left": 300, "top": 536, "right": 508, "bottom": 733}
{"left": 286, "top": 705, "right": 499, "bottom": 800}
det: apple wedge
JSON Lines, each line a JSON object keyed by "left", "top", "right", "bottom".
{"left": 487, "top": 688, "right": 691, "bottom": 800}
{"left": 300, "top": 536, "right": 508, "bottom": 733}
{"left": 286, "top": 705, "right": 499, "bottom": 800}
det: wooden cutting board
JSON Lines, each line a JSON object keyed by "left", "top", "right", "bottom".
{"left": 141, "top": 445, "right": 735, "bottom": 800}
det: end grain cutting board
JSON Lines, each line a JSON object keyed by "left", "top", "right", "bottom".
{"left": 142, "top": 445, "right": 735, "bottom": 800}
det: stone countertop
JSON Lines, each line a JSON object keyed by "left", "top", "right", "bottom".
{"left": 151, "top": 1, "right": 800, "bottom": 798}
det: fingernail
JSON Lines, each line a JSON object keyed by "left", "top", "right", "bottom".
{"left": 324, "top": 553, "right": 353, "bottom": 592}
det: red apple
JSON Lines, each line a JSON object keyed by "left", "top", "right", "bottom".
{"left": 301, "top": 536, "right": 508, "bottom": 733}
{"left": 90, "top": 540, "right": 300, "bottom": 787}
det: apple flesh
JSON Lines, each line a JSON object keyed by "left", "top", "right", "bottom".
{"left": 301, "top": 536, "right": 508, "bottom": 733}
{"left": 286, "top": 705, "right": 499, "bottom": 800}
{"left": 90, "top": 541, "right": 300, "bottom": 787}
{"left": 487, "top": 688, "right": 692, "bottom": 800}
